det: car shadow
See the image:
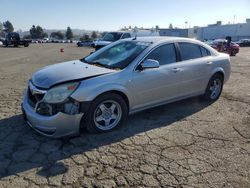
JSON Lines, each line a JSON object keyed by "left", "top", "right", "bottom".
{"left": 0, "top": 97, "right": 212, "bottom": 179}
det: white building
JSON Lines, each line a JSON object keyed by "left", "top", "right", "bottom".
{"left": 189, "top": 19, "right": 250, "bottom": 41}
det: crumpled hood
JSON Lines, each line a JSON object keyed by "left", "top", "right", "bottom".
{"left": 32, "top": 60, "right": 116, "bottom": 89}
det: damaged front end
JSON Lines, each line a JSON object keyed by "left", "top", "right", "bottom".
{"left": 27, "top": 81, "right": 83, "bottom": 116}
{"left": 22, "top": 81, "right": 88, "bottom": 137}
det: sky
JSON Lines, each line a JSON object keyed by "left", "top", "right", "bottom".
{"left": 0, "top": 0, "right": 250, "bottom": 31}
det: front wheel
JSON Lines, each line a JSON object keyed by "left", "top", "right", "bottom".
{"left": 202, "top": 74, "right": 223, "bottom": 101}
{"left": 84, "top": 93, "right": 128, "bottom": 133}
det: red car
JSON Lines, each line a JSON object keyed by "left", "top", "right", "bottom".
{"left": 210, "top": 39, "right": 239, "bottom": 56}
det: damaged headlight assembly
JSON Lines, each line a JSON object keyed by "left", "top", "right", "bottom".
{"left": 38, "top": 82, "right": 81, "bottom": 115}
{"left": 43, "top": 82, "right": 79, "bottom": 104}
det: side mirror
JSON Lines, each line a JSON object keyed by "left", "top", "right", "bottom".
{"left": 140, "top": 59, "right": 160, "bottom": 70}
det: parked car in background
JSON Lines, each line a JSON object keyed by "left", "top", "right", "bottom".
{"left": 3, "top": 32, "right": 31, "bottom": 47}
{"left": 22, "top": 37, "right": 231, "bottom": 138}
{"left": 236, "top": 39, "right": 250, "bottom": 47}
{"left": 77, "top": 40, "right": 93, "bottom": 47}
{"left": 93, "top": 30, "right": 159, "bottom": 50}
{"left": 42, "top": 38, "right": 49, "bottom": 43}
{"left": 210, "top": 39, "right": 239, "bottom": 56}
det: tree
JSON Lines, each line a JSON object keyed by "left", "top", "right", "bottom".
{"left": 101, "top": 32, "right": 107, "bottom": 38}
{"left": 23, "top": 35, "right": 31, "bottom": 39}
{"left": 30, "top": 25, "right": 37, "bottom": 38}
{"left": 169, "top": 23, "right": 173, "bottom": 29}
{"left": 29, "top": 25, "right": 47, "bottom": 39}
{"left": 50, "top": 31, "right": 64, "bottom": 39}
{"left": 3, "top": 20, "right": 14, "bottom": 33}
{"left": 65, "top": 26, "right": 73, "bottom": 39}
{"left": 91, "top": 31, "right": 97, "bottom": 39}
{"left": 156, "top": 25, "right": 160, "bottom": 30}
{"left": 80, "top": 34, "right": 90, "bottom": 42}
{"left": 121, "top": 26, "right": 127, "bottom": 31}
{"left": 36, "top": 25, "right": 45, "bottom": 38}
{"left": 0, "top": 22, "right": 3, "bottom": 32}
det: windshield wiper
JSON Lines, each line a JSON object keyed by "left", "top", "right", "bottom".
{"left": 91, "top": 62, "right": 110, "bottom": 69}
{"left": 81, "top": 58, "right": 115, "bottom": 69}
{"left": 80, "top": 58, "right": 89, "bottom": 63}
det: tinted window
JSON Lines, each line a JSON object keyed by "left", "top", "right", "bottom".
{"left": 146, "top": 44, "right": 176, "bottom": 66}
{"left": 121, "top": 33, "right": 131, "bottom": 39}
{"left": 200, "top": 46, "right": 211, "bottom": 57}
{"left": 102, "top": 32, "right": 123, "bottom": 42}
{"left": 179, "top": 43, "right": 202, "bottom": 61}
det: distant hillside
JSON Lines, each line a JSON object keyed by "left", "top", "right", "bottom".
{"left": 18, "top": 29, "right": 96, "bottom": 38}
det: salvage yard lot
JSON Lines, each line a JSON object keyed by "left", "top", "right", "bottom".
{"left": 0, "top": 43, "right": 249, "bottom": 187}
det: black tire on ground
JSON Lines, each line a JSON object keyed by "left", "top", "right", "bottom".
{"left": 202, "top": 73, "right": 224, "bottom": 102}
{"left": 95, "top": 46, "right": 102, "bottom": 51}
{"left": 84, "top": 93, "right": 128, "bottom": 133}
{"left": 230, "top": 50, "right": 236, "bottom": 56}
{"left": 24, "top": 43, "right": 29, "bottom": 47}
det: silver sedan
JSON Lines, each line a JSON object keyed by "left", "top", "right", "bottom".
{"left": 22, "top": 37, "right": 231, "bottom": 138}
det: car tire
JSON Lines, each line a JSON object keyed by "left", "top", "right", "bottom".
{"left": 202, "top": 74, "right": 224, "bottom": 102}
{"left": 84, "top": 93, "right": 128, "bottom": 133}
{"left": 230, "top": 50, "right": 236, "bottom": 56}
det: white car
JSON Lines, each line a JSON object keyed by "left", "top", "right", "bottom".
{"left": 94, "top": 30, "right": 159, "bottom": 50}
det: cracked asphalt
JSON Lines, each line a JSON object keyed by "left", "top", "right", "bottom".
{"left": 0, "top": 44, "right": 249, "bottom": 188}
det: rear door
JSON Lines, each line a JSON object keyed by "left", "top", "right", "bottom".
{"left": 174, "top": 42, "right": 213, "bottom": 96}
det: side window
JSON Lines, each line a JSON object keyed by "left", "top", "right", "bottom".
{"left": 121, "top": 33, "right": 131, "bottom": 39}
{"left": 200, "top": 46, "right": 211, "bottom": 57}
{"left": 179, "top": 43, "right": 202, "bottom": 61}
{"left": 145, "top": 44, "right": 176, "bottom": 66}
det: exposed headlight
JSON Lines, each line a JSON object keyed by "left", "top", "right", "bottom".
{"left": 43, "top": 82, "right": 79, "bottom": 104}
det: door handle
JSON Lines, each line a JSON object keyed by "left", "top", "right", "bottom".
{"left": 172, "top": 68, "right": 182, "bottom": 73}
{"left": 206, "top": 61, "right": 213, "bottom": 65}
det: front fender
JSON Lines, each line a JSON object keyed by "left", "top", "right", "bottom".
{"left": 71, "top": 83, "right": 133, "bottom": 108}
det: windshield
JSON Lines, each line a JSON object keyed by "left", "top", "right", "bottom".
{"left": 83, "top": 40, "right": 150, "bottom": 69}
{"left": 102, "top": 32, "right": 123, "bottom": 42}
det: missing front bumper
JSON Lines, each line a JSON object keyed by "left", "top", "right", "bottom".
{"left": 22, "top": 93, "right": 84, "bottom": 138}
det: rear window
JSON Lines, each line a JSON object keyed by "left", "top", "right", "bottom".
{"left": 102, "top": 32, "right": 123, "bottom": 42}
{"left": 121, "top": 33, "right": 131, "bottom": 39}
{"left": 200, "top": 46, "right": 211, "bottom": 57}
{"left": 179, "top": 43, "right": 202, "bottom": 61}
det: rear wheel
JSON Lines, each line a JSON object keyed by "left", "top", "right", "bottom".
{"left": 230, "top": 50, "right": 236, "bottom": 56}
{"left": 202, "top": 74, "right": 223, "bottom": 101}
{"left": 84, "top": 93, "right": 128, "bottom": 133}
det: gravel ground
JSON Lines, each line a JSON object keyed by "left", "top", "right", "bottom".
{"left": 0, "top": 44, "right": 249, "bottom": 188}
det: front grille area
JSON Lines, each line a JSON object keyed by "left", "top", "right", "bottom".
{"left": 27, "top": 87, "right": 45, "bottom": 108}
{"left": 27, "top": 82, "right": 80, "bottom": 116}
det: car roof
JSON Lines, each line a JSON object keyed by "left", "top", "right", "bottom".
{"left": 124, "top": 36, "right": 200, "bottom": 44}
{"left": 122, "top": 36, "right": 218, "bottom": 56}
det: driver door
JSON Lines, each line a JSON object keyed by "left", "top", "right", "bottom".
{"left": 130, "top": 43, "right": 181, "bottom": 110}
